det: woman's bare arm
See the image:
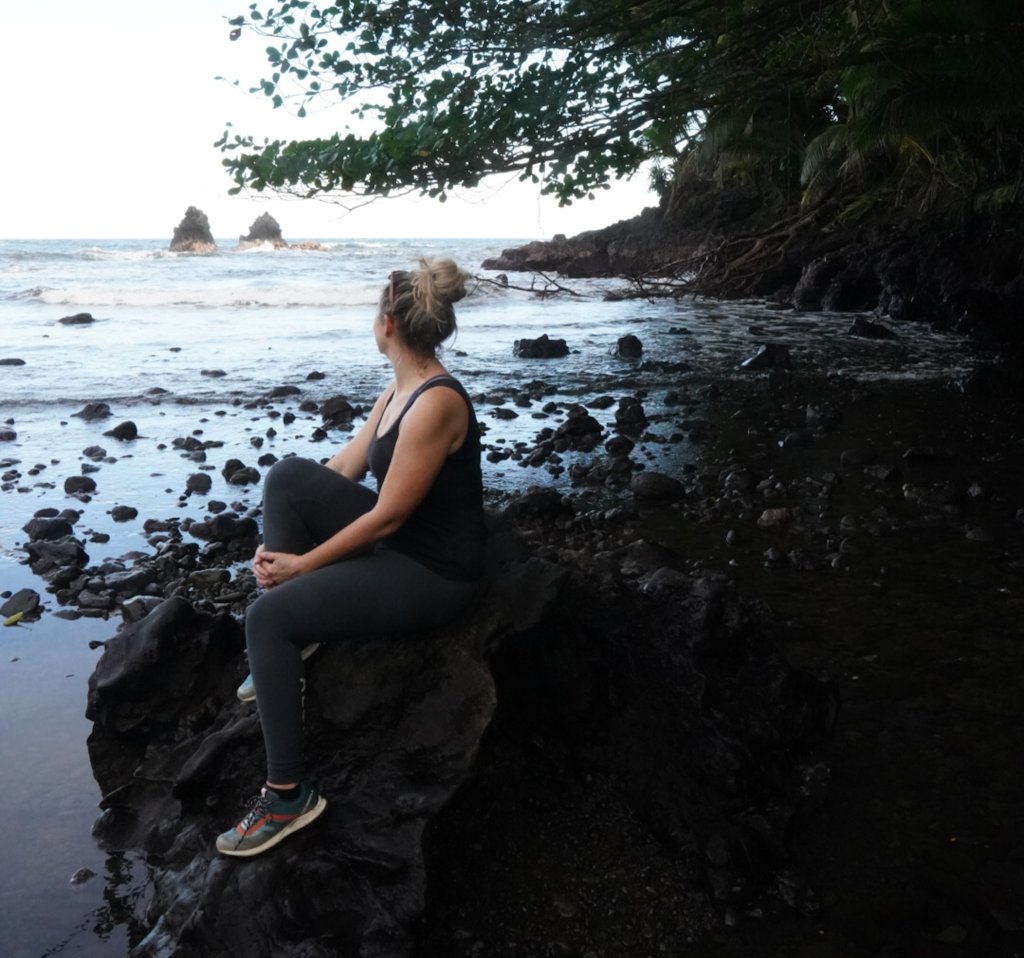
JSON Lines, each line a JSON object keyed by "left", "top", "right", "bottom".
{"left": 323, "top": 386, "right": 394, "bottom": 481}
{"left": 255, "top": 386, "right": 467, "bottom": 587}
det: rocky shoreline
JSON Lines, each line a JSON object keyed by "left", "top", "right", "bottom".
{"left": 481, "top": 190, "right": 1024, "bottom": 351}
{"left": 4, "top": 345, "right": 1023, "bottom": 955}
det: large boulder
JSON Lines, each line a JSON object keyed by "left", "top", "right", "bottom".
{"left": 170, "top": 207, "right": 217, "bottom": 254}
{"left": 85, "top": 527, "right": 564, "bottom": 958}
{"left": 81, "top": 509, "right": 836, "bottom": 955}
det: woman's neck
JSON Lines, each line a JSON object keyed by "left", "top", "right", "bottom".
{"left": 390, "top": 348, "right": 444, "bottom": 391}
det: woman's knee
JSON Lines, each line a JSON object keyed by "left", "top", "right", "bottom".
{"left": 245, "top": 588, "right": 295, "bottom": 653}
{"left": 264, "top": 455, "right": 318, "bottom": 498}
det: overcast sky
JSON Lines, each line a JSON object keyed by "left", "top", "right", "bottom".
{"left": 0, "top": 1, "right": 655, "bottom": 240}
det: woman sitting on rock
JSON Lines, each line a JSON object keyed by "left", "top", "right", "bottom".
{"left": 217, "top": 257, "right": 486, "bottom": 857}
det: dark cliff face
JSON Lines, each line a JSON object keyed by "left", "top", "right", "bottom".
{"left": 481, "top": 187, "right": 1024, "bottom": 348}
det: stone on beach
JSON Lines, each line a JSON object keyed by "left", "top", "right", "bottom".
{"left": 64, "top": 475, "right": 97, "bottom": 495}
{"left": 741, "top": 343, "right": 792, "bottom": 370}
{"left": 1, "top": 588, "right": 41, "bottom": 621}
{"left": 72, "top": 402, "right": 112, "bottom": 421}
{"left": 514, "top": 333, "right": 570, "bottom": 358}
{"left": 104, "top": 421, "right": 138, "bottom": 441}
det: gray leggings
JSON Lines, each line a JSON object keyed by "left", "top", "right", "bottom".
{"left": 246, "top": 456, "right": 477, "bottom": 783}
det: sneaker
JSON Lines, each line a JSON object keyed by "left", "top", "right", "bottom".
{"left": 237, "top": 642, "right": 321, "bottom": 702}
{"left": 216, "top": 782, "right": 327, "bottom": 857}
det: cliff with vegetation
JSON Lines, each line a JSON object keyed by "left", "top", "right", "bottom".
{"left": 482, "top": 175, "right": 1024, "bottom": 346}
{"left": 219, "top": 1, "right": 1024, "bottom": 346}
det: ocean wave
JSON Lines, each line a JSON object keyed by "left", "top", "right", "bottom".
{"left": 5, "top": 286, "right": 48, "bottom": 301}
{"left": 33, "top": 283, "right": 387, "bottom": 309}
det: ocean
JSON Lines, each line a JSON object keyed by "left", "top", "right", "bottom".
{"left": 0, "top": 236, "right": 976, "bottom": 956}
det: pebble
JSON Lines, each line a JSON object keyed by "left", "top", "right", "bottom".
{"left": 69, "top": 867, "right": 96, "bottom": 885}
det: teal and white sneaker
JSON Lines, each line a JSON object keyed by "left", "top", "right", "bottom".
{"left": 216, "top": 783, "right": 327, "bottom": 857}
{"left": 236, "top": 642, "right": 321, "bottom": 703}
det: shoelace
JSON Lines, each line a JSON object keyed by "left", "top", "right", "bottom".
{"left": 238, "top": 790, "right": 274, "bottom": 829}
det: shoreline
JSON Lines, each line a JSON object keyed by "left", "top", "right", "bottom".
{"left": 3, "top": 346, "right": 1023, "bottom": 955}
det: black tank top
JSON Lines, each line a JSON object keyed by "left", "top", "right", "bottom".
{"left": 367, "top": 375, "right": 486, "bottom": 581}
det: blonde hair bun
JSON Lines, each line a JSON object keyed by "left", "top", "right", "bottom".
{"left": 387, "top": 257, "right": 472, "bottom": 355}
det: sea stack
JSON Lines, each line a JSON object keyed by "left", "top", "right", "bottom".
{"left": 238, "top": 212, "right": 287, "bottom": 250}
{"left": 170, "top": 207, "right": 217, "bottom": 253}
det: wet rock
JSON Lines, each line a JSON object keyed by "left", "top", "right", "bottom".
{"left": 614, "top": 396, "right": 648, "bottom": 434}
{"left": 110, "top": 505, "right": 139, "bottom": 522}
{"left": 201, "top": 369, "right": 227, "bottom": 378}
{"left": 170, "top": 206, "right": 217, "bottom": 254}
{"left": 514, "top": 334, "right": 570, "bottom": 359}
{"left": 741, "top": 344, "right": 791, "bottom": 371}
{"left": 849, "top": 316, "right": 897, "bottom": 339}
{"left": 502, "top": 488, "right": 573, "bottom": 524}
{"left": 104, "top": 421, "right": 138, "bottom": 441}
{"left": 554, "top": 406, "right": 603, "bottom": 450}
{"left": 757, "top": 508, "right": 794, "bottom": 528}
{"left": 239, "top": 212, "right": 286, "bottom": 249}
{"left": 69, "top": 867, "right": 97, "bottom": 885}
{"left": 23, "top": 515, "right": 75, "bottom": 541}
{"left": 267, "top": 384, "right": 301, "bottom": 398}
{"left": 1, "top": 588, "right": 41, "bottom": 620}
{"left": 605, "top": 434, "right": 635, "bottom": 456}
{"left": 72, "top": 402, "right": 112, "bottom": 421}
{"left": 24, "top": 537, "right": 89, "bottom": 578}
{"left": 631, "top": 471, "right": 687, "bottom": 503}
{"left": 186, "top": 513, "right": 258, "bottom": 548}
{"left": 59, "top": 312, "right": 96, "bottom": 325}
{"left": 220, "top": 459, "right": 260, "bottom": 486}
{"left": 0, "top": 426, "right": 16, "bottom": 441}
{"left": 103, "top": 568, "right": 160, "bottom": 597}
{"left": 78, "top": 590, "right": 115, "bottom": 611}
{"left": 864, "top": 463, "right": 897, "bottom": 482}
{"left": 0, "top": 357, "right": 26, "bottom": 365}
{"left": 122, "top": 595, "right": 164, "bottom": 623}
{"left": 616, "top": 334, "right": 643, "bottom": 358}
{"left": 321, "top": 395, "right": 357, "bottom": 427}
{"left": 793, "top": 256, "right": 841, "bottom": 311}
{"left": 186, "top": 473, "right": 213, "bottom": 495}
{"left": 188, "top": 568, "right": 231, "bottom": 591}
{"left": 64, "top": 475, "right": 98, "bottom": 495}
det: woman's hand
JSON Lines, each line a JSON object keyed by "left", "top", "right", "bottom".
{"left": 253, "top": 545, "right": 307, "bottom": 588}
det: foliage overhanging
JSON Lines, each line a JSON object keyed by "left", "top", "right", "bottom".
{"left": 218, "top": 0, "right": 1024, "bottom": 218}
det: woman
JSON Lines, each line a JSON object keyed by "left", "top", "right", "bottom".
{"left": 217, "top": 257, "right": 486, "bottom": 857}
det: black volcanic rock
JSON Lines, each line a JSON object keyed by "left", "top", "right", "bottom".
{"left": 170, "top": 207, "right": 217, "bottom": 254}
{"left": 84, "top": 532, "right": 565, "bottom": 958}
{"left": 239, "top": 212, "right": 286, "bottom": 249}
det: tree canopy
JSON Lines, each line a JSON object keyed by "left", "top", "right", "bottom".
{"left": 219, "top": 0, "right": 1024, "bottom": 219}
